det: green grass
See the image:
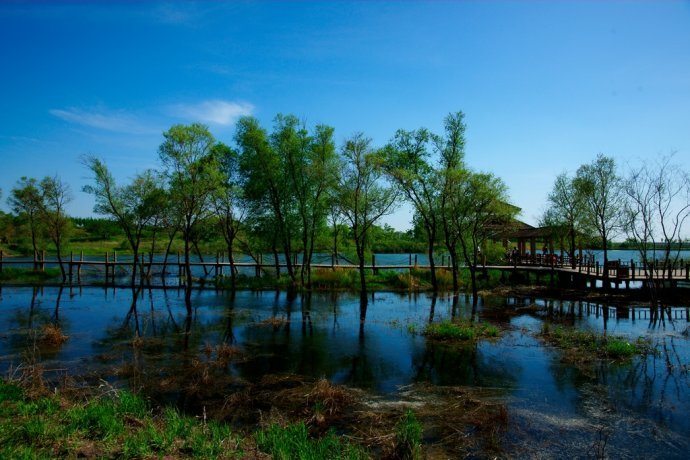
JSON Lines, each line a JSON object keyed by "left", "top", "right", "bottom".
{"left": 0, "top": 379, "right": 369, "bottom": 459}
{"left": 255, "top": 422, "right": 368, "bottom": 460}
{"left": 424, "top": 320, "right": 499, "bottom": 341}
{"left": 541, "top": 325, "right": 647, "bottom": 359}
{"left": 393, "top": 410, "right": 423, "bottom": 460}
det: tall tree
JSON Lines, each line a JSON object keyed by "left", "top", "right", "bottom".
{"left": 624, "top": 155, "right": 690, "bottom": 287}
{"left": 8, "top": 177, "right": 44, "bottom": 259}
{"left": 542, "top": 172, "right": 586, "bottom": 268}
{"left": 39, "top": 176, "right": 72, "bottom": 283}
{"left": 237, "top": 116, "right": 298, "bottom": 283}
{"left": 300, "top": 123, "right": 339, "bottom": 287}
{"left": 338, "top": 133, "right": 397, "bottom": 303}
{"left": 272, "top": 115, "right": 311, "bottom": 285}
{"left": 159, "top": 123, "right": 222, "bottom": 303}
{"left": 382, "top": 128, "right": 441, "bottom": 291}
{"left": 212, "top": 142, "right": 245, "bottom": 288}
{"left": 447, "top": 169, "right": 515, "bottom": 309}
{"left": 574, "top": 154, "right": 624, "bottom": 289}
{"left": 435, "top": 112, "right": 466, "bottom": 292}
{"left": 83, "top": 156, "right": 165, "bottom": 286}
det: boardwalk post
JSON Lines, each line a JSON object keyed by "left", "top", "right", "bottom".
{"left": 414, "top": 254, "right": 418, "bottom": 267}
{"left": 105, "top": 252, "right": 109, "bottom": 285}
{"left": 41, "top": 250, "right": 46, "bottom": 272}
{"left": 372, "top": 254, "right": 377, "bottom": 275}
{"left": 631, "top": 260, "right": 635, "bottom": 281}
{"left": 686, "top": 263, "right": 689, "bottom": 281}
{"left": 0, "top": 250, "right": 3, "bottom": 274}
{"left": 69, "top": 251, "right": 73, "bottom": 285}
{"left": 177, "top": 251, "right": 181, "bottom": 286}
{"left": 78, "top": 251, "right": 83, "bottom": 284}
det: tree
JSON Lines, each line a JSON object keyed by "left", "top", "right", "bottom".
{"left": 8, "top": 177, "right": 44, "bottom": 259}
{"left": 574, "top": 154, "right": 624, "bottom": 289}
{"left": 446, "top": 169, "right": 515, "bottom": 309}
{"left": 159, "top": 123, "right": 222, "bottom": 303}
{"left": 623, "top": 155, "right": 690, "bottom": 300}
{"left": 236, "top": 116, "right": 298, "bottom": 283}
{"left": 542, "top": 172, "right": 587, "bottom": 268}
{"left": 212, "top": 142, "right": 245, "bottom": 288}
{"left": 381, "top": 128, "right": 441, "bottom": 291}
{"left": 298, "top": 123, "right": 339, "bottom": 287}
{"left": 338, "top": 133, "right": 397, "bottom": 303}
{"left": 83, "top": 156, "right": 165, "bottom": 286}
{"left": 435, "top": 112, "right": 466, "bottom": 292}
{"left": 39, "top": 175, "right": 72, "bottom": 283}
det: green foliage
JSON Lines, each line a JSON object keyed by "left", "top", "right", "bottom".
{"left": 393, "top": 410, "right": 423, "bottom": 460}
{"left": 255, "top": 422, "right": 367, "bottom": 460}
{"left": 543, "top": 325, "right": 645, "bottom": 359}
{"left": 424, "top": 320, "right": 498, "bottom": 341}
{"left": 67, "top": 399, "right": 124, "bottom": 439}
{"left": 0, "top": 268, "right": 61, "bottom": 283}
{"left": 0, "top": 382, "right": 242, "bottom": 459}
{"left": 604, "top": 339, "right": 638, "bottom": 358}
{"left": 0, "top": 380, "right": 24, "bottom": 403}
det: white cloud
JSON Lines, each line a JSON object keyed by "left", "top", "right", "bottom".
{"left": 49, "top": 107, "right": 155, "bottom": 135}
{"left": 169, "top": 100, "right": 254, "bottom": 126}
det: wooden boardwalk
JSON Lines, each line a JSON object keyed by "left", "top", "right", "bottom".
{"left": 1, "top": 250, "right": 688, "bottom": 287}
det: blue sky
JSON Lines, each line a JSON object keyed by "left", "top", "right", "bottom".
{"left": 1, "top": 1, "right": 689, "bottom": 231}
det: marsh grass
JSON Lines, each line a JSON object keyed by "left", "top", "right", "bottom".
{"left": 40, "top": 324, "right": 69, "bottom": 346}
{"left": 424, "top": 320, "right": 499, "bottom": 341}
{"left": 0, "top": 379, "right": 241, "bottom": 459}
{"left": 0, "top": 376, "right": 372, "bottom": 459}
{"left": 0, "top": 369, "right": 516, "bottom": 459}
{"left": 256, "top": 422, "right": 368, "bottom": 460}
{"left": 541, "top": 324, "right": 648, "bottom": 360}
{"left": 393, "top": 409, "right": 423, "bottom": 460}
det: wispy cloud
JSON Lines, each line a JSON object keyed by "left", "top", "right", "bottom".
{"left": 49, "top": 107, "right": 156, "bottom": 135}
{"left": 168, "top": 100, "right": 254, "bottom": 126}
{"left": 152, "top": 2, "right": 204, "bottom": 26}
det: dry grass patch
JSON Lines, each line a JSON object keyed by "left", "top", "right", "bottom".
{"left": 40, "top": 324, "right": 68, "bottom": 346}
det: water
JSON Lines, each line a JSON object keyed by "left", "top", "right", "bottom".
{"left": 0, "top": 286, "right": 688, "bottom": 458}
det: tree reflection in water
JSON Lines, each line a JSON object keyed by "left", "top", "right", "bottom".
{"left": 0, "top": 287, "right": 688, "bottom": 457}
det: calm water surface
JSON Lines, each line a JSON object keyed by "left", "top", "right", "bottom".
{"left": 0, "top": 286, "right": 688, "bottom": 458}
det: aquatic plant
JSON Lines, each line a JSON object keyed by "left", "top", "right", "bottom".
{"left": 424, "top": 320, "right": 499, "bottom": 341}
{"left": 541, "top": 325, "right": 646, "bottom": 360}
{"left": 40, "top": 324, "right": 69, "bottom": 348}
{"left": 392, "top": 409, "right": 423, "bottom": 460}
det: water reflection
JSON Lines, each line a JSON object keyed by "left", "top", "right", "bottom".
{"left": 0, "top": 287, "right": 688, "bottom": 457}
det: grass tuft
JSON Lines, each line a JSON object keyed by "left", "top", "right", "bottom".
{"left": 424, "top": 320, "right": 499, "bottom": 341}
{"left": 40, "top": 323, "right": 69, "bottom": 346}
{"left": 256, "top": 422, "right": 367, "bottom": 460}
{"left": 541, "top": 325, "right": 647, "bottom": 360}
{"left": 393, "top": 409, "right": 423, "bottom": 460}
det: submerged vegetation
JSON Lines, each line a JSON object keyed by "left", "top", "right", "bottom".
{"left": 424, "top": 320, "right": 499, "bottom": 341}
{"left": 540, "top": 324, "right": 649, "bottom": 360}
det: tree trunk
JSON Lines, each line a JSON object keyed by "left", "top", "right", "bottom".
{"left": 184, "top": 231, "right": 192, "bottom": 307}
{"left": 356, "top": 239, "right": 368, "bottom": 302}
{"left": 427, "top": 231, "right": 438, "bottom": 292}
